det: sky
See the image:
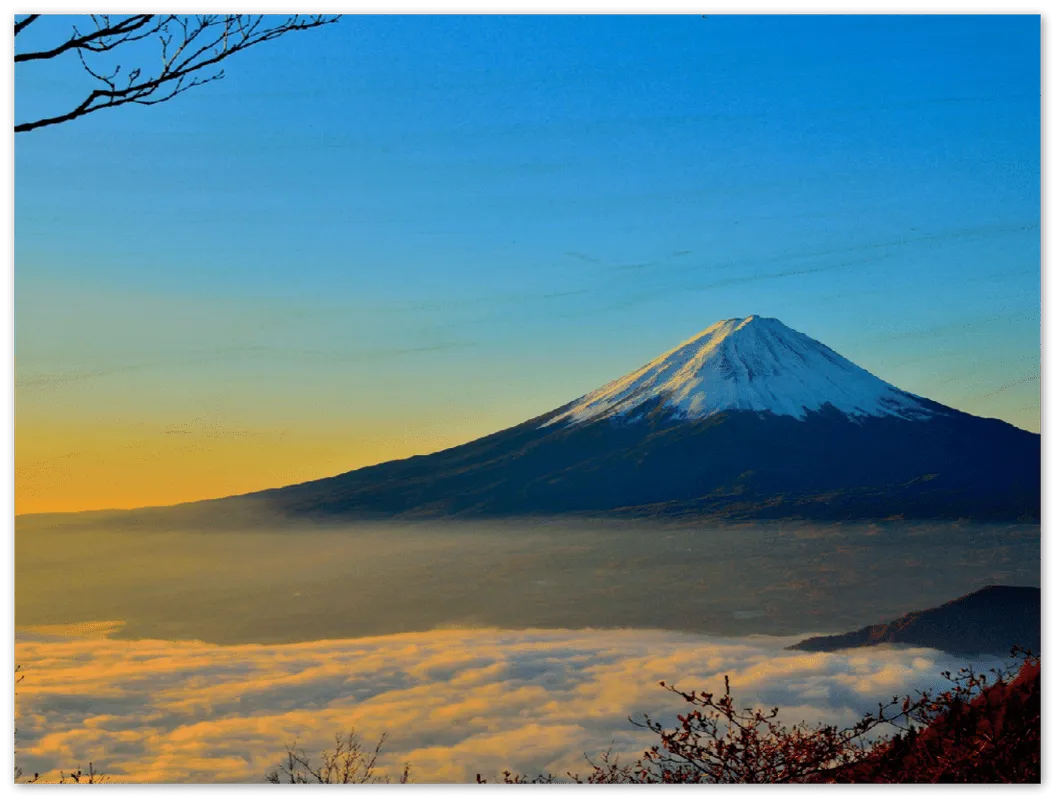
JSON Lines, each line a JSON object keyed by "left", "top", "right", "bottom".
{"left": 14, "top": 14, "right": 1041, "bottom": 513}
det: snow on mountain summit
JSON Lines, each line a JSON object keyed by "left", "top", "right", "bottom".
{"left": 545, "top": 315, "right": 935, "bottom": 427}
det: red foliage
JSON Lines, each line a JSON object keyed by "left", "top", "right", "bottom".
{"left": 479, "top": 651, "right": 1040, "bottom": 784}
{"left": 825, "top": 657, "right": 1040, "bottom": 783}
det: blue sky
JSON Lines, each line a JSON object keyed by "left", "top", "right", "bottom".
{"left": 14, "top": 14, "right": 1041, "bottom": 510}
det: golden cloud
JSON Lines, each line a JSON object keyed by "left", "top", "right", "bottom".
{"left": 15, "top": 627, "right": 1003, "bottom": 783}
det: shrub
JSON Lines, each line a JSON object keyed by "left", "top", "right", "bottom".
{"left": 266, "top": 730, "right": 410, "bottom": 784}
{"left": 14, "top": 664, "right": 108, "bottom": 784}
{"left": 478, "top": 649, "right": 1040, "bottom": 784}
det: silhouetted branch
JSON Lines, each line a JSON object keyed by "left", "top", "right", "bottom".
{"left": 14, "top": 15, "right": 41, "bottom": 37}
{"left": 15, "top": 15, "right": 160, "bottom": 63}
{"left": 267, "top": 730, "right": 410, "bottom": 784}
{"left": 15, "top": 14, "right": 340, "bottom": 133}
{"left": 481, "top": 648, "right": 1038, "bottom": 784}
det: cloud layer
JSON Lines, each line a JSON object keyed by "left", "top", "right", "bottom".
{"left": 15, "top": 626, "right": 1004, "bottom": 784}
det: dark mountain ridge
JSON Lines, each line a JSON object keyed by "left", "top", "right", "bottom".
{"left": 245, "top": 401, "right": 1038, "bottom": 522}
{"left": 790, "top": 585, "right": 1041, "bottom": 656}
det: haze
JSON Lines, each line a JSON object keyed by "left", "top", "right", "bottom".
{"left": 16, "top": 517, "right": 1039, "bottom": 781}
{"left": 17, "top": 518, "right": 1039, "bottom": 645}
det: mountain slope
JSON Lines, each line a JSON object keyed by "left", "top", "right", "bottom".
{"left": 789, "top": 585, "right": 1041, "bottom": 656}
{"left": 248, "top": 401, "right": 1037, "bottom": 521}
{"left": 239, "top": 316, "right": 1037, "bottom": 522}
{"left": 31, "top": 315, "right": 1035, "bottom": 524}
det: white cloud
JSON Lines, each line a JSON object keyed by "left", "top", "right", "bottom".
{"left": 14, "top": 626, "right": 1004, "bottom": 783}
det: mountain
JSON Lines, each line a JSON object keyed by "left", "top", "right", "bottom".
{"left": 545, "top": 316, "right": 934, "bottom": 426}
{"left": 235, "top": 315, "right": 1037, "bottom": 522}
{"left": 28, "top": 315, "right": 1033, "bottom": 526}
{"left": 789, "top": 585, "right": 1040, "bottom": 656}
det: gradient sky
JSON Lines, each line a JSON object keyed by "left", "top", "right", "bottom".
{"left": 15, "top": 14, "right": 1040, "bottom": 513}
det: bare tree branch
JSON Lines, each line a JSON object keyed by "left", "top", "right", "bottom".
{"left": 481, "top": 649, "right": 1038, "bottom": 784}
{"left": 15, "top": 15, "right": 160, "bottom": 63}
{"left": 14, "top": 15, "right": 40, "bottom": 36}
{"left": 14, "top": 14, "right": 340, "bottom": 133}
{"left": 266, "top": 730, "right": 410, "bottom": 784}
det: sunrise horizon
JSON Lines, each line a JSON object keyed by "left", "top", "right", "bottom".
{"left": 15, "top": 309, "right": 1042, "bottom": 515}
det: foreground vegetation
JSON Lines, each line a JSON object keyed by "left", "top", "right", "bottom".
{"left": 16, "top": 650, "right": 1039, "bottom": 784}
{"left": 475, "top": 649, "right": 1040, "bottom": 784}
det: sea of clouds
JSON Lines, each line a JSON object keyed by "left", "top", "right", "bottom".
{"left": 14, "top": 625, "right": 1006, "bottom": 783}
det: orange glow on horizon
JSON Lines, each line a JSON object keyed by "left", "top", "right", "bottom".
{"left": 14, "top": 422, "right": 483, "bottom": 515}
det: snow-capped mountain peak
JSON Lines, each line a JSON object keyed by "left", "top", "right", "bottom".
{"left": 545, "top": 315, "right": 934, "bottom": 427}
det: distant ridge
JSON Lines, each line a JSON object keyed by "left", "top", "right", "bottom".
{"left": 789, "top": 586, "right": 1041, "bottom": 656}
